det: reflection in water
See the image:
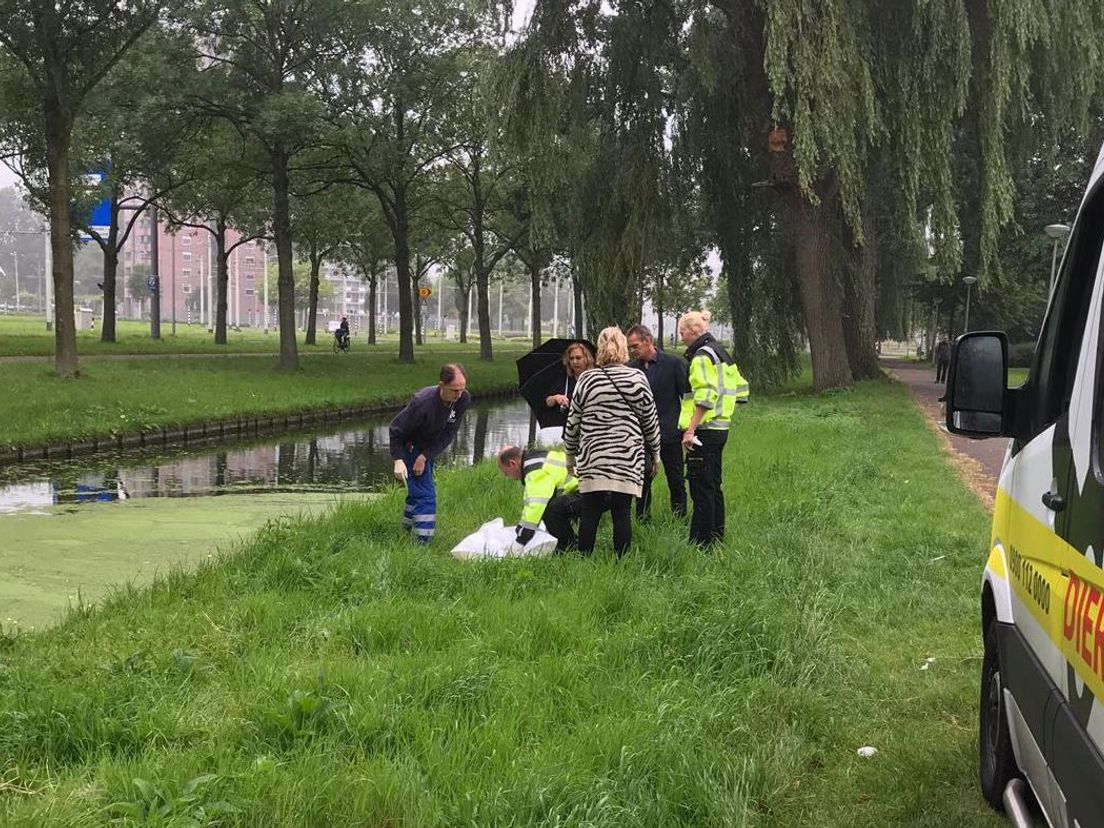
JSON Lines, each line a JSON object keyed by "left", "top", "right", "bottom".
{"left": 0, "top": 398, "right": 556, "bottom": 515}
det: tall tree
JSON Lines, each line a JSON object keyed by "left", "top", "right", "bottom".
{"left": 158, "top": 125, "right": 268, "bottom": 344}
{"left": 72, "top": 28, "right": 200, "bottom": 343}
{"left": 292, "top": 180, "right": 359, "bottom": 345}
{"left": 341, "top": 0, "right": 472, "bottom": 362}
{"left": 188, "top": 0, "right": 353, "bottom": 371}
{"left": 338, "top": 194, "right": 392, "bottom": 345}
{"left": 0, "top": 0, "right": 164, "bottom": 377}
{"left": 438, "top": 46, "right": 528, "bottom": 360}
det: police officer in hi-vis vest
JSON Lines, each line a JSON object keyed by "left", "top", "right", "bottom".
{"left": 389, "top": 364, "right": 470, "bottom": 544}
{"left": 497, "top": 445, "right": 583, "bottom": 553}
{"left": 677, "top": 311, "right": 749, "bottom": 548}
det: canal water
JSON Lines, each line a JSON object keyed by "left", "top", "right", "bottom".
{"left": 0, "top": 397, "right": 554, "bottom": 629}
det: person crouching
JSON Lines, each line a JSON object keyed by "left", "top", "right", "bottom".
{"left": 497, "top": 445, "right": 583, "bottom": 553}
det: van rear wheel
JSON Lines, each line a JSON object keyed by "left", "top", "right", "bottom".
{"left": 980, "top": 616, "right": 1020, "bottom": 810}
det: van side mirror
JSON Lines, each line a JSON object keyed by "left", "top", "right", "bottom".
{"left": 945, "top": 332, "right": 1008, "bottom": 437}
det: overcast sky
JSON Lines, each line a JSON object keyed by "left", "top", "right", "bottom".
{"left": 0, "top": 164, "right": 18, "bottom": 191}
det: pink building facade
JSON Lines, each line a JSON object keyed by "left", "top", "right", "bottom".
{"left": 119, "top": 214, "right": 268, "bottom": 328}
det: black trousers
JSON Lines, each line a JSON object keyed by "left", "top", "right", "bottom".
{"left": 543, "top": 491, "right": 584, "bottom": 552}
{"left": 578, "top": 491, "right": 633, "bottom": 557}
{"left": 638, "top": 440, "right": 687, "bottom": 519}
{"left": 686, "top": 429, "right": 728, "bottom": 547}
{"left": 935, "top": 359, "right": 949, "bottom": 382}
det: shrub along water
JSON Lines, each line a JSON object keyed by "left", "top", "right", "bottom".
{"left": 0, "top": 378, "right": 1004, "bottom": 826}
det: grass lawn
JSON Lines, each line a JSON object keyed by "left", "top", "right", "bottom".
{"left": 0, "top": 315, "right": 529, "bottom": 357}
{"left": 0, "top": 376, "right": 1004, "bottom": 826}
{"left": 0, "top": 345, "right": 529, "bottom": 448}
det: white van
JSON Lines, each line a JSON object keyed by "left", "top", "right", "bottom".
{"left": 945, "top": 145, "right": 1104, "bottom": 827}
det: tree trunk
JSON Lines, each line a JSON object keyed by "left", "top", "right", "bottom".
{"left": 412, "top": 267, "right": 423, "bottom": 346}
{"left": 100, "top": 244, "right": 119, "bottom": 344}
{"left": 367, "top": 265, "right": 378, "bottom": 345}
{"left": 472, "top": 178, "right": 493, "bottom": 360}
{"left": 530, "top": 259, "right": 542, "bottom": 347}
{"left": 841, "top": 208, "right": 881, "bottom": 380}
{"left": 305, "top": 248, "right": 322, "bottom": 346}
{"left": 476, "top": 262, "right": 492, "bottom": 360}
{"left": 271, "top": 149, "right": 299, "bottom": 371}
{"left": 572, "top": 270, "right": 583, "bottom": 339}
{"left": 393, "top": 189, "right": 414, "bottom": 363}
{"left": 791, "top": 191, "right": 853, "bottom": 391}
{"left": 45, "top": 105, "right": 77, "bottom": 377}
{"left": 655, "top": 270, "right": 665, "bottom": 350}
{"left": 458, "top": 286, "right": 470, "bottom": 343}
{"left": 214, "top": 218, "right": 229, "bottom": 345}
{"left": 100, "top": 188, "right": 122, "bottom": 343}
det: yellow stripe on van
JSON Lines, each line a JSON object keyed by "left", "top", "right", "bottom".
{"left": 987, "top": 546, "right": 1007, "bottom": 580}
{"left": 995, "top": 490, "right": 1104, "bottom": 704}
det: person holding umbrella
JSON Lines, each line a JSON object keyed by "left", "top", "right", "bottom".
{"left": 517, "top": 338, "right": 597, "bottom": 430}
{"left": 545, "top": 342, "right": 594, "bottom": 412}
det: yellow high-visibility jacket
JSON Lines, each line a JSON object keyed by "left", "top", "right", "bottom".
{"left": 519, "top": 449, "right": 579, "bottom": 531}
{"left": 678, "top": 339, "right": 750, "bottom": 431}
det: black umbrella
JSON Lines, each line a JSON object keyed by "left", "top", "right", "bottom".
{"left": 516, "top": 337, "right": 596, "bottom": 429}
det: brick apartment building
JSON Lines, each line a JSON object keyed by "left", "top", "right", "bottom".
{"left": 119, "top": 213, "right": 268, "bottom": 328}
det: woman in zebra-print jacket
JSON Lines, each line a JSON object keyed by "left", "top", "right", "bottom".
{"left": 563, "top": 326, "right": 661, "bottom": 557}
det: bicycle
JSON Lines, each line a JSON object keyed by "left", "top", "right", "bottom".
{"left": 333, "top": 332, "right": 350, "bottom": 353}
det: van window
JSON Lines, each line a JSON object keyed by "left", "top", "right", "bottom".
{"left": 1029, "top": 181, "right": 1104, "bottom": 435}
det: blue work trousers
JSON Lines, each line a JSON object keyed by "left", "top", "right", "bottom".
{"left": 401, "top": 449, "right": 436, "bottom": 544}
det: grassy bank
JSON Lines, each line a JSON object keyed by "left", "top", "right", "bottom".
{"left": 0, "top": 376, "right": 1002, "bottom": 825}
{"left": 0, "top": 347, "right": 526, "bottom": 448}
{"left": 0, "top": 316, "right": 528, "bottom": 357}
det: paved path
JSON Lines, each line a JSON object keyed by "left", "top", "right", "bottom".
{"left": 882, "top": 358, "right": 1009, "bottom": 509}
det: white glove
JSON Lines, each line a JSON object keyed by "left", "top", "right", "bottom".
{"left": 393, "top": 459, "right": 408, "bottom": 484}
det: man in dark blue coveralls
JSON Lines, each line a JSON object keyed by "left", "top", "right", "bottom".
{"left": 389, "top": 364, "right": 471, "bottom": 544}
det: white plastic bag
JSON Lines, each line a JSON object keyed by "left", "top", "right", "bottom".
{"left": 450, "top": 517, "right": 558, "bottom": 560}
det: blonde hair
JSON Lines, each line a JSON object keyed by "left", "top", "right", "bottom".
{"left": 562, "top": 342, "right": 595, "bottom": 375}
{"left": 595, "top": 326, "right": 629, "bottom": 366}
{"left": 678, "top": 310, "right": 711, "bottom": 338}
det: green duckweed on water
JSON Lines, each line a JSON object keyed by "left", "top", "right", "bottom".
{"left": 1, "top": 493, "right": 373, "bottom": 630}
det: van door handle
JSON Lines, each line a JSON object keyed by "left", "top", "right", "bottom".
{"left": 1042, "top": 492, "right": 1066, "bottom": 512}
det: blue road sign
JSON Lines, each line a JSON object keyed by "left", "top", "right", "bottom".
{"left": 147, "top": 275, "right": 159, "bottom": 293}
{"left": 88, "top": 195, "right": 112, "bottom": 230}
{"left": 77, "top": 170, "right": 112, "bottom": 243}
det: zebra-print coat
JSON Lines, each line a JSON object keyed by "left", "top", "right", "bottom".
{"left": 563, "top": 364, "right": 662, "bottom": 497}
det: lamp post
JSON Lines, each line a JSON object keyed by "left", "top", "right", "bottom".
{"left": 963, "top": 275, "right": 978, "bottom": 332}
{"left": 263, "top": 239, "right": 269, "bottom": 333}
{"left": 170, "top": 231, "right": 177, "bottom": 336}
{"left": 1044, "top": 223, "right": 1071, "bottom": 300}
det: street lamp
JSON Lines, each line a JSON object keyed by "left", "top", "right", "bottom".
{"left": 963, "top": 275, "right": 978, "bottom": 332}
{"left": 1044, "top": 223, "right": 1071, "bottom": 300}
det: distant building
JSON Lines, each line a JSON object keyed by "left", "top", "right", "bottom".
{"left": 321, "top": 261, "right": 368, "bottom": 331}
{"left": 120, "top": 214, "right": 268, "bottom": 327}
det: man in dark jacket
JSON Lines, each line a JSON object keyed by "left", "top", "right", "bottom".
{"left": 389, "top": 364, "right": 470, "bottom": 544}
{"left": 628, "top": 324, "right": 691, "bottom": 519}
